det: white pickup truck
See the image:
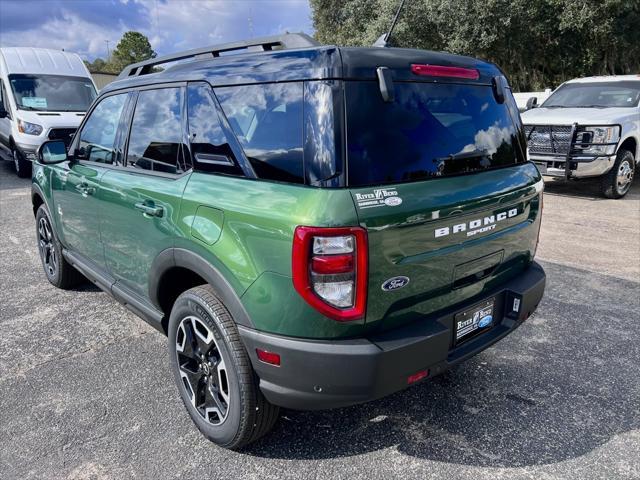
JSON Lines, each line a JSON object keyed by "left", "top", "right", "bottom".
{"left": 521, "top": 75, "right": 639, "bottom": 198}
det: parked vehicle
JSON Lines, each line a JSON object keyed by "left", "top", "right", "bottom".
{"left": 0, "top": 47, "right": 97, "bottom": 177}
{"left": 522, "top": 75, "right": 640, "bottom": 198}
{"left": 32, "top": 34, "right": 545, "bottom": 449}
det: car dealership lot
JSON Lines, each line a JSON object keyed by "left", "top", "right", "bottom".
{"left": 0, "top": 162, "right": 638, "bottom": 479}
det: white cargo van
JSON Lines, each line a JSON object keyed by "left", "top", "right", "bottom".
{"left": 0, "top": 48, "right": 98, "bottom": 177}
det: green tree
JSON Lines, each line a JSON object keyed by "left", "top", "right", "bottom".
{"left": 310, "top": 0, "right": 640, "bottom": 91}
{"left": 111, "top": 31, "right": 156, "bottom": 73}
{"left": 84, "top": 57, "right": 119, "bottom": 74}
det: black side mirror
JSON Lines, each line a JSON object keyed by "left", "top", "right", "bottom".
{"left": 526, "top": 97, "right": 538, "bottom": 111}
{"left": 0, "top": 108, "right": 8, "bottom": 119}
{"left": 38, "top": 140, "right": 69, "bottom": 164}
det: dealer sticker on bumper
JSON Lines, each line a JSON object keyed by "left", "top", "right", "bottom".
{"left": 455, "top": 299, "right": 495, "bottom": 342}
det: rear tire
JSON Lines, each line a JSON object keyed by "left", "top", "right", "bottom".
{"left": 601, "top": 149, "right": 635, "bottom": 199}
{"left": 12, "top": 145, "right": 32, "bottom": 178}
{"left": 168, "top": 285, "right": 279, "bottom": 449}
{"left": 35, "top": 204, "right": 85, "bottom": 289}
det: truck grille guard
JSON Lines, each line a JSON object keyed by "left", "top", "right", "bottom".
{"left": 524, "top": 123, "right": 619, "bottom": 179}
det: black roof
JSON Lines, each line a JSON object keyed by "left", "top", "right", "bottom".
{"left": 102, "top": 33, "right": 502, "bottom": 94}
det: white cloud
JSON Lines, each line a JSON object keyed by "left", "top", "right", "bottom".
{"left": 0, "top": 11, "right": 127, "bottom": 60}
{"left": 0, "top": 1, "right": 312, "bottom": 61}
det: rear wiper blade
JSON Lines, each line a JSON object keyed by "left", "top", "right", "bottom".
{"left": 435, "top": 149, "right": 490, "bottom": 162}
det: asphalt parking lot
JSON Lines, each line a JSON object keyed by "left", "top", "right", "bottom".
{"left": 1, "top": 161, "right": 639, "bottom": 480}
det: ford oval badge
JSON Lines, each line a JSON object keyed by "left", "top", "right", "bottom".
{"left": 478, "top": 315, "right": 493, "bottom": 328}
{"left": 381, "top": 276, "right": 410, "bottom": 291}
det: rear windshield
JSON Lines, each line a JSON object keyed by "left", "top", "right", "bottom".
{"left": 345, "top": 81, "right": 525, "bottom": 186}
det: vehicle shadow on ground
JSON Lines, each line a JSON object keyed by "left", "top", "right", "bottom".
{"left": 243, "top": 262, "right": 639, "bottom": 467}
{"left": 542, "top": 175, "right": 640, "bottom": 200}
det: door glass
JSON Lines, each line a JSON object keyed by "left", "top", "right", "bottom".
{"left": 187, "top": 83, "right": 243, "bottom": 176}
{"left": 77, "top": 94, "right": 127, "bottom": 164}
{"left": 216, "top": 82, "right": 304, "bottom": 183}
{"left": 127, "top": 87, "right": 189, "bottom": 174}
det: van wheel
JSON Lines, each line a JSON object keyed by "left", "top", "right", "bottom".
{"left": 35, "top": 204, "right": 85, "bottom": 289}
{"left": 12, "top": 146, "right": 32, "bottom": 178}
{"left": 601, "top": 149, "right": 634, "bottom": 199}
{"left": 168, "top": 285, "right": 279, "bottom": 449}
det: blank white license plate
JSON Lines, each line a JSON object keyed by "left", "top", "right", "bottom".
{"left": 455, "top": 299, "right": 495, "bottom": 343}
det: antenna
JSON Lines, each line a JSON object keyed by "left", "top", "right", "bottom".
{"left": 373, "top": 0, "right": 407, "bottom": 48}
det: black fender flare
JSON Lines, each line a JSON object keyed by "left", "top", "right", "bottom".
{"left": 148, "top": 248, "right": 255, "bottom": 329}
{"left": 31, "top": 183, "right": 48, "bottom": 214}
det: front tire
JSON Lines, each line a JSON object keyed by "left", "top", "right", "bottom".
{"left": 601, "top": 149, "right": 635, "bottom": 199}
{"left": 35, "top": 204, "right": 85, "bottom": 289}
{"left": 12, "top": 146, "right": 32, "bottom": 178}
{"left": 168, "top": 285, "right": 279, "bottom": 449}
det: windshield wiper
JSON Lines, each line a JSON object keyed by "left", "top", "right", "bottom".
{"left": 19, "top": 105, "right": 46, "bottom": 111}
{"left": 573, "top": 105, "right": 608, "bottom": 108}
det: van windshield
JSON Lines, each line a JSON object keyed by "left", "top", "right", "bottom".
{"left": 9, "top": 74, "right": 97, "bottom": 112}
{"left": 345, "top": 81, "right": 526, "bottom": 186}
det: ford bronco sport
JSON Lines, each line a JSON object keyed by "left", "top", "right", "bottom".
{"left": 32, "top": 34, "right": 545, "bottom": 449}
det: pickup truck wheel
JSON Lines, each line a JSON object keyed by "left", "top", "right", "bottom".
{"left": 168, "top": 285, "right": 279, "bottom": 449}
{"left": 12, "top": 146, "right": 32, "bottom": 178}
{"left": 35, "top": 204, "right": 85, "bottom": 289}
{"left": 601, "top": 149, "right": 635, "bottom": 199}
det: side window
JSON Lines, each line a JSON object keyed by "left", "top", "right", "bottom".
{"left": 77, "top": 94, "right": 127, "bottom": 164}
{"left": 216, "top": 82, "right": 304, "bottom": 184}
{"left": 187, "top": 83, "right": 243, "bottom": 176}
{"left": 126, "top": 87, "right": 189, "bottom": 174}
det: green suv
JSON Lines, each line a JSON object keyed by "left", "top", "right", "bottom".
{"left": 32, "top": 34, "right": 546, "bottom": 449}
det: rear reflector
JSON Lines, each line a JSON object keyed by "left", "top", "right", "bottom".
{"left": 411, "top": 64, "right": 480, "bottom": 80}
{"left": 256, "top": 349, "right": 281, "bottom": 366}
{"left": 407, "top": 369, "right": 429, "bottom": 384}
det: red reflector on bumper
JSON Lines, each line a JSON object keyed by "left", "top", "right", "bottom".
{"left": 256, "top": 349, "right": 281, "bottom": 366}
{"left": 407, "top": 369, "right": 429, "bottom": 384}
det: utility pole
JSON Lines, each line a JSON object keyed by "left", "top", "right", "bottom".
{"left": 105, "top": 40, "right": 111, "bottom": 61}
{"left": 248, "top": 7, "right": 254, "bottom": 37}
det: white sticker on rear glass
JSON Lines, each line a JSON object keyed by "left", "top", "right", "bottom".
{"left": 355, "top": 188, "right": 402, "bottom": 209}
{"left": 22, "top": 97, "right": 47, "bottom": 108}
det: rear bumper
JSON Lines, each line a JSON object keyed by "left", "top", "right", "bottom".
{"left": 239, "top": 261, "right": 546, "bottom": 410}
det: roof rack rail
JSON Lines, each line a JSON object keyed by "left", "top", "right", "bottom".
{"left": 117, "top": 33, "right": 319, "bottom": 79}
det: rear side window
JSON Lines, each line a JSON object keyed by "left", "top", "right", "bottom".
{"left": 77, "top": 93, "right": 127, "bottom": 164}
{"left": 126, "top": 87, "right": 190, "bottom": 174}
{"left": 345, "top": 82, "right": 526, "bottom": 186}
{"left": 216, "top": 83, "right": 304, "bottom": 184}
{"left": 187, "top": 83, "right": 243, "bottom": 176}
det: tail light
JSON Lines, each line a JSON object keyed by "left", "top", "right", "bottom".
{"left": 411, "top": 64, "right": 480, "bottom": 80}
{"left": 292, "top": 226, "right": 368, "bottom": 322}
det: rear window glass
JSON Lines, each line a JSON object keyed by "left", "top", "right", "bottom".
{"left": 345, "top": 81, "right": 525, "bottom": 186}
{"left": 216, "top": 83, "right": 304, "bottom": 184}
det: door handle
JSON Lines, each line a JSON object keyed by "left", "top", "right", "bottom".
{"left": 134, "top": 202, "right": 164, "bottom": 217}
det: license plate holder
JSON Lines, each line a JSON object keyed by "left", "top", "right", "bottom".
{"left": 454, "top": 298, "right": 495, "bottom": 344}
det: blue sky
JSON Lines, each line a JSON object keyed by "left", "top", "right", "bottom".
{"left": 0, "top": 0, "right": 313, "bottom": 61}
